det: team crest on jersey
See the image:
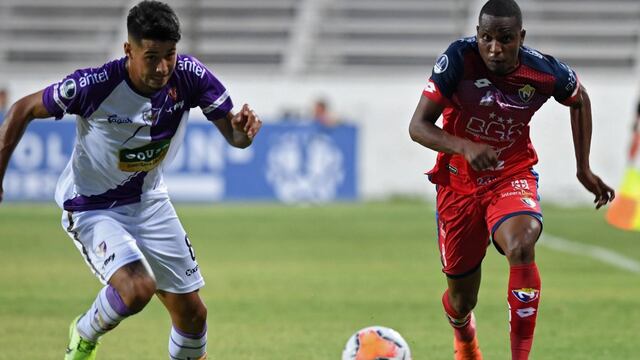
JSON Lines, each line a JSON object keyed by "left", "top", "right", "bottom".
{"left": 168, "top": 87, "right": 178, "bottom": 101}
{"left": 142, "top": 108, "right": 160, "bottom": 126}
{"left": 60, "top": 78, "right": 77, "bottom": 100}
{"left": 512, "top": 288, "right": 539, "bottom": 303}
{"left": 434, "top": 54, "right": 449, "bottom": 74}
{"left": 518, "top": 84, "right": 536, "bottom": 103}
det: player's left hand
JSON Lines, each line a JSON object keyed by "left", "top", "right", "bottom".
{"left": 577, "top": 169, "right": 615, "bottom": 209}
{"left": 231, "top": 104, "right": 262, "bottom": 140}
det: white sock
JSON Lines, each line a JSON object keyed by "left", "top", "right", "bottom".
{"left": 76, "top": 285, "right": 131, "bottom": 341}
{"left": 168, "top": 324, "right": 207, "bottom": 360}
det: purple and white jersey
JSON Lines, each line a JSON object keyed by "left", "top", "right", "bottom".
{"left": 43, "top": 55, "right": 233, "bottom": 211}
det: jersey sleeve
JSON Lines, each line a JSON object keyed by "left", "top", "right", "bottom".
{"left": 42, "top": 70, "right": 91, "bottom": 120}
{"left": 549, "top": 57, "right": 580, "bottom": 106}
{"left": 422, "top": 39, "right": 466, "bottom": 105}
{"left": 42, "top": 62, "right": 118, "bottom": 120}
{"left": 192, "top": 61, "right": 234, "bottom": 121}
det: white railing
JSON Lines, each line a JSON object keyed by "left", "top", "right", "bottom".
{"left": 0, "top": 0, "right": 637, "bottom": 76}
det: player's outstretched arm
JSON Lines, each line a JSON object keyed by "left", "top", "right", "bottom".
{"left": 569, "top": 85, "right": 615, "bottom": 209}
{"left": 0, "top": 90, "right": 52, "bottom": 203}
{"left": 409, "top": 95, "right": 498, "bottom": 171}
{"left": 213, "top": 103, "right": 262, "bottom": 149}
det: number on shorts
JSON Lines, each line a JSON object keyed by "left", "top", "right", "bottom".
{"left": 185, "top": 235, "right": 196, "bottom": 261}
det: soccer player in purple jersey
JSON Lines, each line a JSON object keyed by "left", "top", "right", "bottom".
{"left": 409, "top": 0, "right": 614, "bottom": 359}
{"left": 0, "top": 1, "right": 262, "bottom": 359}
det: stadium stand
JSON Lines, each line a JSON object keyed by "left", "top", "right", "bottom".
{"left": 521, "top": 0, "right": 640, "bottom": 68}
{"left": 0, "top": 0, "right": 637, "bottom": 73}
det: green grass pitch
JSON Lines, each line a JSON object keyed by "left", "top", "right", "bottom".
{"left": 0, "top": 202, "right": 638, "bottom": 359}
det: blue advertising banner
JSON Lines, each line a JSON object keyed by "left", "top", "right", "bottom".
{"left": 3, "top": 119, "right": 357, "bottom": 203}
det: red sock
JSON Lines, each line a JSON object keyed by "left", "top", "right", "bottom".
{"left": 508, "top": 263, "right": 541, "bottom": 360}
{"left": 442, "top": 289, "right": 476, "bottom": 341}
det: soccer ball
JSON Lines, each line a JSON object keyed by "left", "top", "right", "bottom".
{"left": 342, "top": 326, "right": 412, "bottom": 360}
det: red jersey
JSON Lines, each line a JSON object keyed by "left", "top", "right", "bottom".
{"left": 422, "top": 37, "right": 581, "bottom": 194}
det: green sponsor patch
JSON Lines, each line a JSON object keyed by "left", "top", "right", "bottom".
{"left": 118, "top": 139, "right": 170, "bottom": 172}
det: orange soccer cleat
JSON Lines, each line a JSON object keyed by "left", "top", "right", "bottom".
{"left": 454, "top": 336, "right": 483, "bottom": 360}
{"left": 452, "top": 313, "right": 482, "bottom": 360}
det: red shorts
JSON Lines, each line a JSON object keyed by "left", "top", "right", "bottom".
{"left": 435, "top": 169, "right": 543, "bottom": 277}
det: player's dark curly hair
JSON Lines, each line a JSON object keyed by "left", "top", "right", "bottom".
{"left": 479, "top": 0, "right": 523, "bottom": 28}
{"left": 127, "top": 0, "right": 181, "bottom": 42}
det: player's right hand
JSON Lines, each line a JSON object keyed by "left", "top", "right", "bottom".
{"left": 462, "top": 140, "right": 499, "bottom": 171}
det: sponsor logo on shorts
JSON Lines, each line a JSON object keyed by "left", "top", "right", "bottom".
{"left": 103, "top": 253, "right": 115, "bottom": 268}
{"left": 185, "top": 264, "right": 199, "bottom": 276}
{"left": 512, "top": 288, "right": 539, "bottom": 303}
{"left": 447, "top": 164, "right": 458, "bottom": 175}
{"left": 500, "top": 190, "right": 532, "bottom": 198}
{"left": 521, "top": 197, "right": 537, "bottom": 208}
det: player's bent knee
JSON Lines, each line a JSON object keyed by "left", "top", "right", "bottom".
{"left": 110, "top": 263, "right": 157, "bottom": 313}
{"left": 504, "top": 230, "right": 539, "bottom": 264}
{"left": 449, "top": 292, "right": 478, "bottom": 315}
{"left": 496, "top": 217, "right": 541, "bottom": 265}
{"left": 189, "top": 303, "right": 207, "bottom": 328}
{"left": 130, "top": 276, "right": 157, "bottom": 312}
{"left": 178, "top": 300, "right": 207, "bottom": 328}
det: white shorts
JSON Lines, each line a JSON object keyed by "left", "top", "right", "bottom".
{"left": 61, "top": 197, "right": 204, "bottom": 294}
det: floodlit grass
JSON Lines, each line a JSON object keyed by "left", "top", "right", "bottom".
{"left": 0, "top": 202, "right": 638, "bottom": 359}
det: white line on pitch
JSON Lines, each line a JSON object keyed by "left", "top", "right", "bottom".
{"left": 539, "top": 234, "right": 640, "bottom": 274}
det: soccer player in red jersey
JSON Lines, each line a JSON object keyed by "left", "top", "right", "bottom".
{"left": 409, "top": 0, "right": 615, "bottom": 359}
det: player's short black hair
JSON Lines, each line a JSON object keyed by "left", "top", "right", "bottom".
{"left": 479, "top": 0, "right": 523, "bottom": 28}
{"left": 127, "top": 0, "right": 181, "bottom": 42}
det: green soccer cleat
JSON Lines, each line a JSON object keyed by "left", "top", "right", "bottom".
{"left": 65, "top": 315, "right": 99, "bottom": 360}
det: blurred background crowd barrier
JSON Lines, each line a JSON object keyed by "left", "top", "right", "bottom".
{"left": 0, "top": 0, "right": 638, "bottom": 203}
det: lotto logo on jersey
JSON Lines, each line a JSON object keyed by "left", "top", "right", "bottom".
{"left": 512, "top": 288, "right": 540, "bottom": 303}
{"left": 118, "top": 139, "right": 171, "bottom": 172}
{"left": 424, "top": 80, "right": 437, "bottom": 94}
